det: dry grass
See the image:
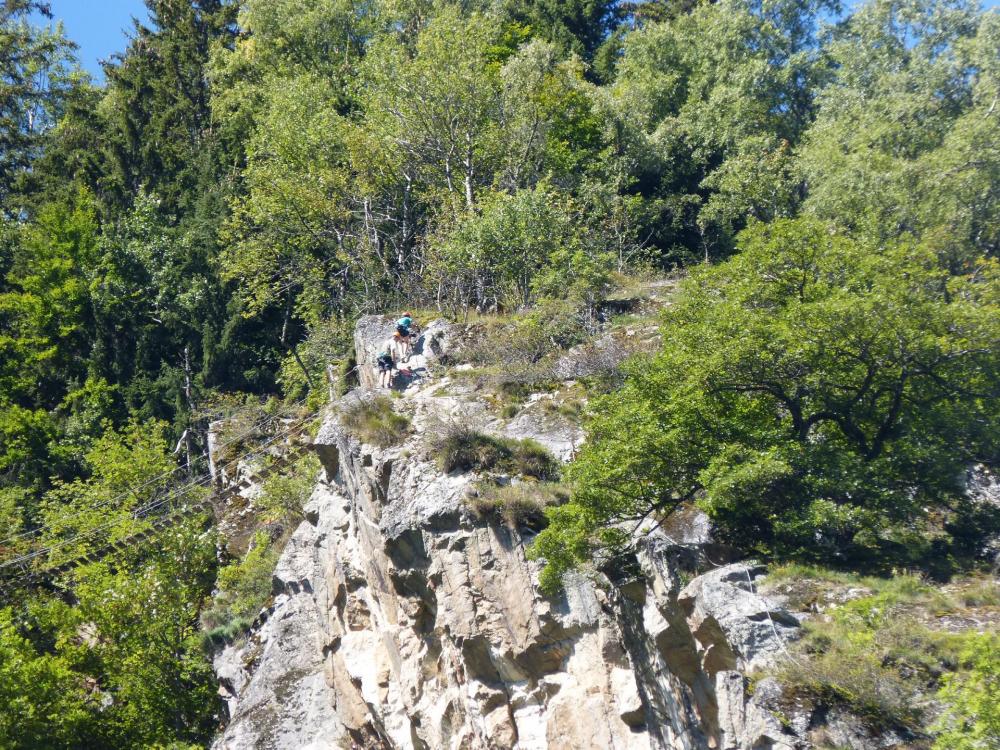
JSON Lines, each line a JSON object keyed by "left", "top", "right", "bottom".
{"left": 431, "top": 424, "right": 559, "bottom": 479}
{"left": 340, "top": 396, "right": 411, "bottom": 447}
{"left": 468, "top": 481, "right": 570, "bottom": 528}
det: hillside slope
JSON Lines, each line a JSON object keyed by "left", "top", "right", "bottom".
{"left": 209, "top": 317, "right": 948, "bottom": 750}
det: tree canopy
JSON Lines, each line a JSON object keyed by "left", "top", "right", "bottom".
{"left": 533, "top": 217, "right": 1000, "bottom": 590}
{"left": 1, "top": 0, "right": 998, "bottom": 745}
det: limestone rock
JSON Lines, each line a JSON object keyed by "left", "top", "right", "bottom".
{"left": 679, "top": 563, "right": 800, "bottom": 674}
{"left": 211, "top": 316, "right": 896, "bottom": 750}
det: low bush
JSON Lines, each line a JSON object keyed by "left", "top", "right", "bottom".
{"left": 511, "top": 439, "right": 559, "bottom": 478}
{"left": 781, "top": 612, "right": 959, "bottom": 731}
{"left": 335, "top": 354, "right": 357, "bottom": 397}
{"left": 932, "top": 632, "right": 1000, "bottom": 749}
{"left": 203, "top": 452, "right": 320, "bottom": 646}
{"left": 340, "top": 396, "right": 411, "bottom": 447}
{"left": 469, "top": 481, "right": 569, "bottom": 528}
{"left": 256, "top": 454, "right": 320, "bottom": 523}
{"left": 201, "top": 530, "right": 281, "bottom": 638}
{"left": 771, "top": 570, "right": 993, "bottom": 734}
{"left": 458, "top": 301, "right": 593, "bottom": 371}
{"left": 432, "top": 425, "right": 558, "bottom": 479}
{"left": 202, "top": 616, "right": 254, "bottom": 648}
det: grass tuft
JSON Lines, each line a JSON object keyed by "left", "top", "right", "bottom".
{"left": 340, "top": 396, "right": 411, "bottom": 447}
{"left": 432, "top": 425, "right": 558, "bottom": 479}
{"left": 469, "top": 481, "right": 569, "bottom": 528}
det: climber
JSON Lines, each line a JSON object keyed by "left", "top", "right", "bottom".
{"left": 396, "top": 312, "right": 415, "bottom": 361}
{"left": 376, "top": 338, "right": 396, "bottom": 389}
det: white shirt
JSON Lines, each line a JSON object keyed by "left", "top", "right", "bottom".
{"left": 382, "top": 338, "right": 407, "bottom": 362}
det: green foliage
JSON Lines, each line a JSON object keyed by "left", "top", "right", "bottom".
{"left": 100, "top": 0, "right": 237, "bottom": 214}
{"left": 800, "top": 0, "right": 999, "bottom": 262}
{"left": 430, "top": 184, "right": 584, "bottom": 312}
{"left": 1, "top": 493, "right": 217, "bottom": 749}
{"left": 0, "top": 2, "right": 76, "bottom": 216}
{"left": 220, "top": 73, "right": 349, "bottom": 323}
{"left": 0, "top": 417, "right": 218, "bottom": 747}
{"left": 207, "top": 530, "right": 281, "bottom": 632}
{"left": 768, "top": 569, "right": 1000, "bottom": 740}
{"left": 433, "top": 426, "right": 559, "bottom": 480}
{"left": 0, "top": 192, "right": 103, "bottom": 488}
{"left": 39, "top": 419, "right": 187, "bottom": 565}
{"left": 780, "top": 574, "right": 966, "bottom": 731}
{"left": 932, "top": 632, "right": 1000, "bottom": 749}
{"left": 68, "top": 518, "right": 218, "bottom": 747}
{"left": 604, "top": 0, "right": 834, "bottom": 261}
{"left": 340, "top": 396, "right": 412, "bottom": 447}
{"left": 533, "top": 216, "right": 1000, "bottom": 588}
{"left": 0, "top": 608, "right": 93, "bottom": 748}
{"left": 2, "top": 0, "right": 1000, "bottom": 744}
{"left": 277, "top": 318, "right": 354, "bottom": 401}
{"left": 505, "top": 0, "right": 619, "bottom": 61}
{"left": 255, "top": 454, "right": 320, "bottom": 524}
{"left": 430, "top": 184, "right": 614, "bottom": 314}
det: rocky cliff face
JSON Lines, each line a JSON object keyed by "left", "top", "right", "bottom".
{"left": 210, "top": 318, "right": 870, "bottom": 750}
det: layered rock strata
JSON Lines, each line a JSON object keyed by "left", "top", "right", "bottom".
{"left": 211, "top": 318, "right": 861, "bottom": 750}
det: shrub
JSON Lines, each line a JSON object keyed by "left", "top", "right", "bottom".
{"left": 256, "top": 454, "right": 319, "bottom": 524}
{"left": 458, "top": 301, "right": 593, "bottom": 374}
{"left": 469, "top": 481, "right": 569, "bottom": 528}
{"left": 203, "top": 453, "right": 319, "bottom": 645}
{"left": 776, "top": 572, "right": 970, "bottom": 732}
{"left": 202, "top": 616, "right": 255, "bottom": 648}
{"left": 277, "top": 317, "right": 354, "bottom": 400}
{"left": 432, "top": 425, "right": 558, "bottom": 479}
{"left": 511, "top": 439, "right": 559, "bottom": 478}
{"left": 340, "top": 396, "right": 411, "bottom": 447}
{"left": 335, "top": 354, "right": 357, "bottom": 397}
{"left": 932, "top": 632, "right": 1000, "bottom": 750}
{"left": 202, "top": 530, "right": 281, "bottom": 637}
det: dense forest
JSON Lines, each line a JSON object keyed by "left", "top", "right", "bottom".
{"left": 0, "top": 0, "right": 998, "bottom": 746}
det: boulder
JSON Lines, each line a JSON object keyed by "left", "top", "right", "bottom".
{"left": 679, "top": 563, "right": 800, "bottom": 674}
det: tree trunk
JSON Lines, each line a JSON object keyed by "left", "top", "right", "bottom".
{"left": 464, "top": 136, "right": 475, "bottom": 209}
{"left": 281, "top": 294, "right": 316, "bottom": 390}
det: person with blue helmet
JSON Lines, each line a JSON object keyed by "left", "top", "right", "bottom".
{"left": 396, "top": 312, "right": 415, "bottom": 360}
{"left": 396, "top": 312, "right": 413, "bottom": 337}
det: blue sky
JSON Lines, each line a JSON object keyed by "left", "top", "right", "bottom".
{"left": 47, "top": 0, "right": 150, "bottom": 81}
{"left": 46, "top": 0, "right": 1000, "bottom": 83}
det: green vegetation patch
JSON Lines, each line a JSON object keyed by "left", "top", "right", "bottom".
{"left": 202, "top": 529, "right": 280, "bottom": 644}
{"left": 340, "top": 396, "right": 412, "bottom": 447}
{"left": 432, "top": 426, "right": 559, "bottom": 479}
{"left": 533, "top": 217, "right": 1000, "bottom": 589}
{"left": 765, "top": 568, "right": 1000, "bottom": 738}
{"left": 202, "top": 454, "right": 319, "bottom": 644}
{"left": 932, "top": 632, "right": 1000, "bottom": 750}
{"left": 469, "top": 481, "right": 570, "bottom": 529}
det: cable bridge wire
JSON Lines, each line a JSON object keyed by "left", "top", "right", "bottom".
{"left": 0, "top": 404, "right": 318, "bottom": 600}
{"left": 2, "top": 410, "right": 315, "bottom": 576}
{"left": 0, "top": 416, "right": 315, "bottom": 616}
{"left": 0, "top": 412, "right": 289, "bottom": 575}
{"left": 0, "top": 397, "right": 311, "bottom": 551}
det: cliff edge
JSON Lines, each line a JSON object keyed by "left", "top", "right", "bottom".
{"left": 210, "top": 317, "right": 895, "bottom": 750}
